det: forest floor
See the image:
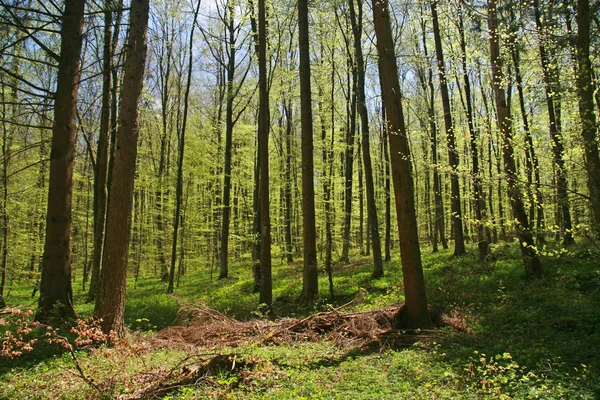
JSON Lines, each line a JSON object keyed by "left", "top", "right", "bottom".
{"left": 1, "top": 240, "right": 600, "bottom": 399}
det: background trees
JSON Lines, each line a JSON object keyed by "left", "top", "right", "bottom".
{"left": 0, "top": 0, "right": 598, "bottom": 329}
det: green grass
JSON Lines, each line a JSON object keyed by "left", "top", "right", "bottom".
{"left": 1, "top": 241, "right": 599, "bottom": 399}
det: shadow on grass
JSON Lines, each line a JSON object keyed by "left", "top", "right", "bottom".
{"left": 423, "top": 245, "right": 600, "bottom": 394}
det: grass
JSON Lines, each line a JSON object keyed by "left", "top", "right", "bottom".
{"left": 1, "top": 240, "right": 599, "bottom": 399}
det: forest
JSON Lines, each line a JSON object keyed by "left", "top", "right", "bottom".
{"left": 0, "top": 0, "right": 599, "bottom": 398}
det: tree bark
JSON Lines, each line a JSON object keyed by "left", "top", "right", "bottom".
{"left": 95, "top": 0, "right": 150, "bottom": 335}
{"left": 89, "top": 3, "right": 113, "bottom": 301}
{"left": 298, "top": 0, "right": 318, "bottom": 300}
{"left": 373, "top": 0, "right": 431, "bottom": 328}
{"left": 220, "top": 1, "right": 237, "bottom": 279}
{"left": 36, "top": 0, "right": 85, "bottom": 323}
{"left": 258, "top": 0, "right": 272, "bottom": 307}
{"left": 575, "top": 0, "right": 600, "bottom": 236}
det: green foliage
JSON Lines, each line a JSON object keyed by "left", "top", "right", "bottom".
{"left": 2, "top": 243, "right": 599, "bottom": 398}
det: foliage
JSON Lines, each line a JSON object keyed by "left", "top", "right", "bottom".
{"left": 1, "top": 243, "right": 599, "bottom": 398}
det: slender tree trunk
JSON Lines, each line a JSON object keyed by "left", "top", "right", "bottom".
{"left": 284, "top": 101, "right": 293, "bottom": 263}
{"left": 511, "top": 42, "right": 545, "bottom": 245}
{"left": 0, "top": 88, "right": 9, "bottom": 309}
{"left": 36, "top": 0, "right": 85, "bottom": 322}
{"left": 418, "top": 9, "right": 447, "bottom": 252}
{"left": 488, "top": 0, "right": 543, "bottom": 278}
{"left": 431, "top": 0, "right": 465, "bottom": 256}
{"left": 532, "top": 0, "right": 573, "bottom": 245}
{"left": 358, "top": 137, "right": 364, "bottom": 254}
{"left": 458, "top": 5, "right": 489, "bottom": 260}
{"left": 382, "top": 102, "right": 392, "bottom": 261}
{"left": 349, "top": 0, "right": 383, "bottom": 277}
{"left": 95, "top": 0, "right": 150, "bottom": 335}
{"left": 575, "top": 0, "right": 600, "bottom": 235}
{"left": 167, "top": 0, "right": 200, "bottom": 294}
{"left": 252, "top": 142, "right": 261, "bottom": 291}
{"left": 341, "top": 58, "right": 357, "bottom": 264}
{"left": 89, "top": 3, "right": 113, "bottom": 301}
{"left": 373, "top": 0, "right": 431, "bottom": 328}
{"left": 220, "top": 1, "right": 236, "bottom": 279}
{"left": 298, "top": 0, "right": 318, "bottom": 300}
{"left": 258, "top": 0, "right": 272, "bottom": 307}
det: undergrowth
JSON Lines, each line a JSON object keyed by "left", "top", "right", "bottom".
{"left": 1, "top": 241, "right": 599, "bottom": 399}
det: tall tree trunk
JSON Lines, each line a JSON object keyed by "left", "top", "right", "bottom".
{"left": 419, "top": 12, "right": 447, "bottom": 251}
{"left": 431, "top": 0, "right": 465, "bottom": 256}
{"left": 0, "top": 86, "right": 10, "bottom": 309}
{"left": 167, "top": 0, "right": 200, "bottom": 294}
{"left": 532, "top": 0, "right": 573, "bottom": 245}
{"left": 220, "top": 1, "right": 236, "bottom": 279}
{"left": 575, "top": 0, "right": 600, "bottom": 235}
{"left": 373, "top": 0, "right": 431, "bottom": 328}
{"left": 349, "top": 0, "right": 383, "bottom": 277}
{"left": 457, "top": 4, "right": 489, "bottom": 260}
{"left": 258, "top": 0, "right": 272, "bottom": 307}
{"left": 89, "top": 3, "right": 113, "bottom": 301}
{"left": 510, "top": 39, "right": 545, "bottom": 245}
{"left": 488, "top": 0, "right": 543, "bottom": 278}
{"left": 341, "top": 57, "right": 357, "bottom": 264}
{"left": 95, "top": 0, "right": 150, "bottom": 335}
{"left": 298, "top": 0, "right": 318, "bottom": 300}
{"left": 382, "top": 101, "right": 392, "bottom": 261}
{"left": 36, "top": 0, "right": 85, "bottom": 323}
{"left": 284, "top": 100, "right": 293, "bottom": 263}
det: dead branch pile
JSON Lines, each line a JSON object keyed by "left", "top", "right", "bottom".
{"left": 154, "top": 300, "right": 443, "bottom": 351}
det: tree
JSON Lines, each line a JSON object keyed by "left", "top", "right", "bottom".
{"left": 532, "top": 0, "right": 573, "bottom": 245}
{"left": 430, "top": 0, "right": 465, "bottom": 256}
{"left": 456, "top": 2, "right": 489, "bottom": 260}
{"left": 89, "top": 0, "right": 116, "bottom": 301}
{"left": 488, "top": 0, "right": 543, "bottom": 279}
{"left": 372, "top": 0, "right": 431, "bottom": 328}
{"left": 348, "top": 0, "right": 383, "bottom": 277}
{"left": 258, "top": 0, "right": 272, "bottom": 306}
{"left": 575, "top": 0, "right": 600, "bottom": 236}
{"left": 298, "top": 0, "right": 318, "bottom": 300}
{"left": 167, "top": 0, "right": 201, "bottom": 294}
{"left": 95, "top": 0, "right": 150, "bottom": 335}
{"left": 36, "top": 0, "right": 86, "bottom": 323}
{"left": 416, "top": 8, "right": 447, "bottom": 252}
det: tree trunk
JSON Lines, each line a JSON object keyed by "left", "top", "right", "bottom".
{"left": 349, "top": 0, "right": 383, "bottom": 277}
{"left": 431, "top": 0, "right": 465, "bottom": 256}
{"left": 298, "top": 0, "right": 318, "bottom": 300}
{"left": 168, "top": 0, "right": 200, "bottom": 294}
{"left": 575, "top": 0, "right": 600, "bottom": 235}
{"left": 373, "top": 0, "right": 431, "bottom": 328}
{"left": 532, "top": 0, "right": 573, "bottom": 245}
{"left": 36, "top": 0, "right": 85, "bottom": 323}
{"left": 220, "top": 1, "right": 236, "bottom": 279}
{"left": 457, "top": 5, "right": 489, "bottom": 260}
{"left": 341, "top": 58, "right": 357, "bottom": 264}
{"left": 89, "top": 3, "right": 113, "bottom": 301}
{"left": 382, "top": 101, "right": 392, "bottom": 261}
{"left": 95, "top": 0, "right": 150, "bottom": 335}
{"left": 284, "top": 101, "right": 293, "bottom": 264}
{"left": 510, "top": 41, "right": 545, "bottom": 245}
{"left": 258, "top": 0, "right": 272, "bottom": 307}
{"left": 488, "top": 0, "right": 543, "bottom": 278}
